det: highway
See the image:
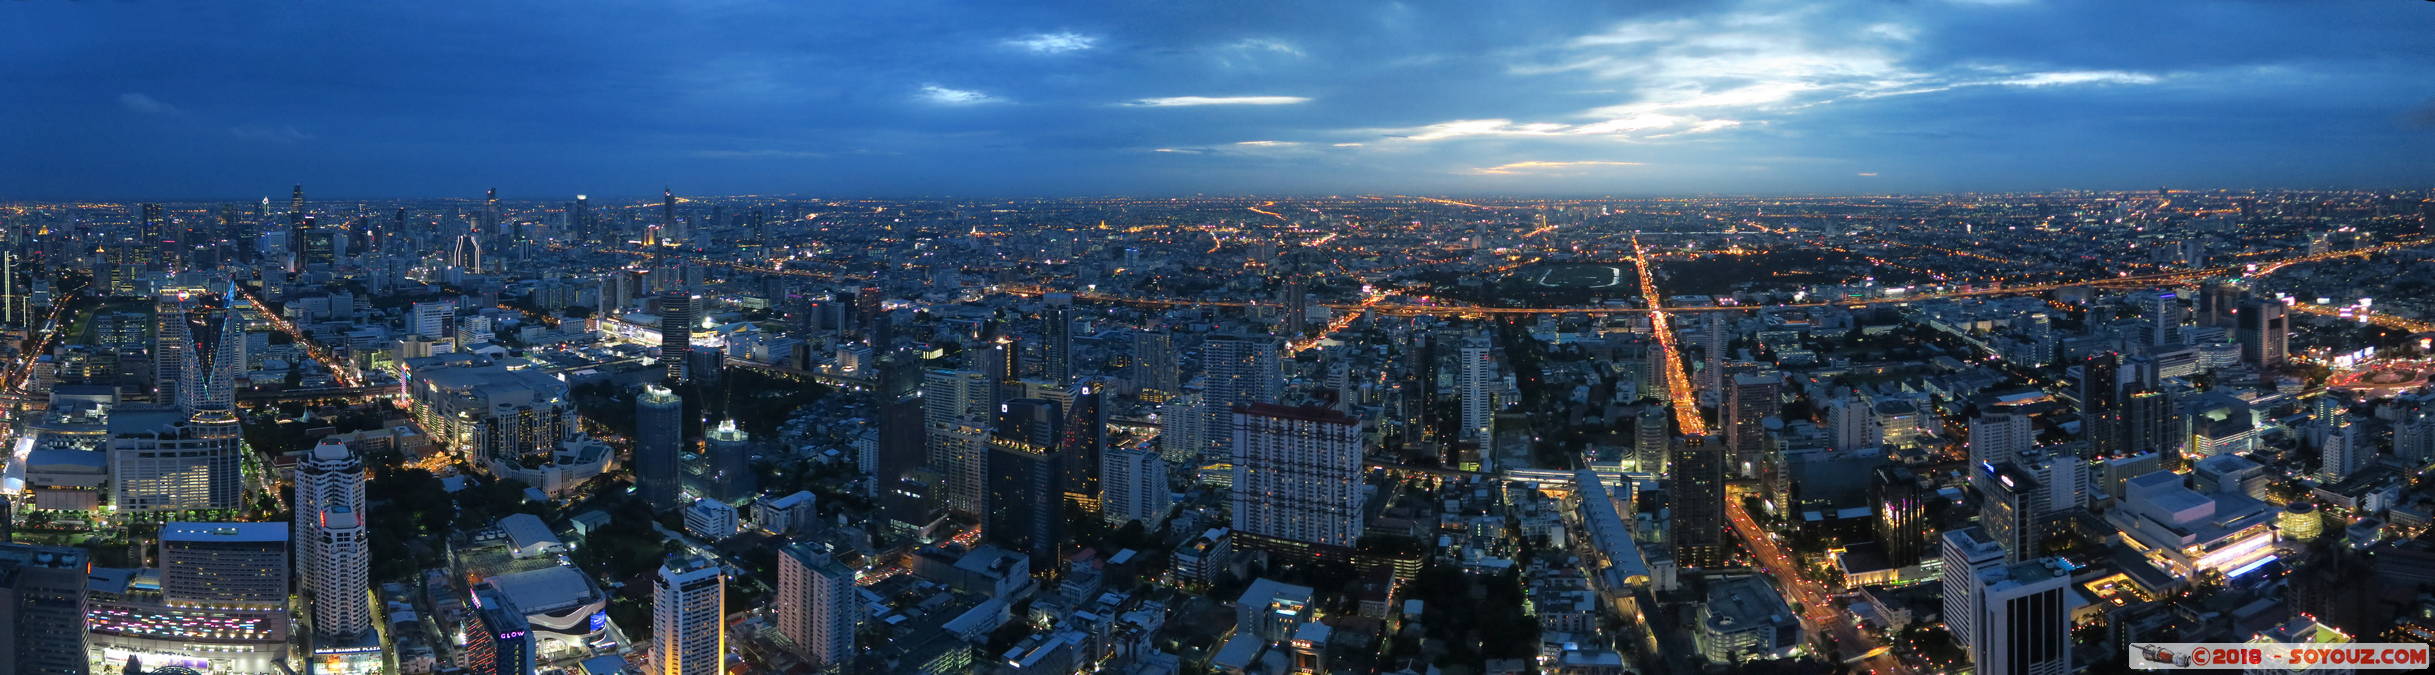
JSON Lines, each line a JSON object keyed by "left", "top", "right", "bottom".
{"left": 1629, "top": 233, "right": 1707, "bottom": 436}
{"left": 1726, "top": 484, "right": 1908, "bottom": 674}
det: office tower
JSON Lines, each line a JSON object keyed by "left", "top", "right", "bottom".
{"left": 2318, "top": 416, "right": 2366, "bottom": 482}
{"left": 452, "top": 233, "right": 483, "bottom": 272}
{"left": 1940, "top": 527, "right": 2008, "bottom": 646}
{"left": 110, "top": 405, "right": 244, "bottom": 512}
{"left": 466, "top": 582, "right": 535, "bottom": 675}
{"left": 1700, "top": 312, "right": 1729, "bottom": 398}
{"left": 1669, "top": 434, "right": 1727, "bottom": 569}
{"left": 141, "top": 201, "right": 166, "bottom": 244}
{"left": 1231, "top": 403, "right": 1366, "bottom": 552}
{"left": 2078, "top": 353, "right": 2123, "bottom": 458}
{"left": 659, "top": 290, "right": 694, "bottom": 382}
{"left": 2121, "top": 387, "right": 2177, "bottom": 458}
{"left": 661, "top": 187, "right": 678, "bottom": 241}
{"left": 570, "top": 194, "right": 591, "bottom": 243}
{"left": 482, "top": 187, "right": 500, "bottom": 235}
{"left": 853, "top": 286, "right": 884, "bottom": 342}
{"left": 1969, "top": 409, "right": 2034, "bottom": 467}
{"left": 2148, "top": 290, "right": 2179, "bottom": 345}
{"left": 653, "top": 556, "right": 725, "bottom": 675}
{"left": 2395, "top": 394, "right": 2435, "bottom": 468}
{"left": 2196, "top": 282, "right": 2239, "bottom": 327}
{"left": 777, "top": 543, "right": 858, "bottom": 669}
{"left": 1962, "top": 558, "right": 2073, "bottom": 675}
{"left": 290, "top": 184, "right": 306, "bottom": 225}
{"left": 0, "top": 543, "right": 89, "bottom": 675}
{"left": 1974, "top": 461, "right": 2045, "bottom": 563}
{"left": 988, "top": 399, "right": 1065, "bottom": 567}
{"left": 160, "top": 522, "right": 290, "bottom": 609}
{"left": 410, "top": 299, "right": 457, "bottom": 339}
{"left": 1101, "top": 445, "right": 1171, "bottom": 527}
{"left": 1201, "top": 332, "right": 1285, "bottom": 455}
{"left": 2236, "top": 299, "right": 2288, "bottom": 367}
{"left": 923, "top": 369, "right": 995, "bottom": 515}
{"left": 1873, "top": 466, "right": 1929, "bottom": 566}
{"left": 1042, "top": 293, "right": 1074, "bottom": 383}
{"left": 1725, "top": 371, "right": 1780, "bottom": 475}
{"left": 296, "top": 438, "right": 371, "bottom": 640}
{"left": 1130, "top": 327, "right": 1178, "bottom": 401}
{"left": 1280, "top": 278, "right": 1309, "bottom": 337}
{"left": 1055, "top": 381, "right": 1109, "bottom": 512}
{"left": 201, "top": 288, "right": 245, "bottom": 409}
{"left": 873, "top": 394, "right": 927, "bottom": 514}
{"left": 154, "top": 293, "right": 195, "bottom": 408}
{"left": 1457, "top": 336, "right": 1496, "bottom": 454}
{"left": 636, "top": 384, "right": 685, "bottom": 511}
{"left": 704, "top": 419, "right": 755, "bottom": 502}
{"left": 1633, "top": 405, "right": 1669, "bottom": 473}
{"left": 1827, "top": 391, "right": 1881, "bottom": 451}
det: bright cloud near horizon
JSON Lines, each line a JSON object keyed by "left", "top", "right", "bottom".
{"left": 4, "top": 0, "right": 2431, "bottom": 198}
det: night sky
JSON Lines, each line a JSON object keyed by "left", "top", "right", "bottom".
{"left": 7, "top": 0, "right": 2434, "bottom": 199}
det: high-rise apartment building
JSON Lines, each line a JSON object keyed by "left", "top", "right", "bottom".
{"left": 2079, "top": 352, "right": 2123, "bottom": 458}
{"left": 1457, "top": 337, "right": 1496, "bottom": 455}
{"left": 922, "top": 369, "right": 995, "bottom": 515}
{"left": 777, "top": 543, "right": 858, "bottom": 669}
{"left": 296, "top": 438, "right": 371, "bottom": 641}
{"left": 653, "top": 556, "right": 725, "bottom": 675}
{"left": 1201, "top": 331, "right": 1283, "bottom": 456}
{"left": 1669, "top": 434, "right": 1727, "bottom": 568}
{"left": 1940, "top": 527, "right": 2008, "bottom": 647}
{"left": 1130, "top": 327, "right": 1178, "bottom": 401}
{"left": 0, "top": 543, "right": 89, "bottom": 675}
{"left": 1725, "top": 371, "right": 1781, "bottom": 475}
{"left": 1231, "top": 403, "right": 1365, "bottom": 552}
{"left": 1100, "top": 445, "right": 1171, "bottom": 527}
{"left": 1042, "top": 293, "right": 1074, "bottom": 384}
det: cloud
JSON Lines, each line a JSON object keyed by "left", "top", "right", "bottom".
{"left": 1234, "top": 140, "right": 1299, "bottom": 147}
{"left": 1006, "top": 32, "right": 1097, "bottom": 55}
{"left": 1996, "top": 70, "right": 2161, "bottom": 87}
{"left": 118, "top": 93, "right": 177, "bottom": 115}
{"left": 1857, "top": 171, "right": 1880, "bottom": 176}
{"left": 229, "top": 125, "right": 313, "bottom": 143}
{"left": 918, "top": 85, "right": 998, "bottom": 106}
{"left": 1126, "top": 95, "right": 1311, "bottom": 107}
{"left": 1470, "top": 160, "right": 1645, "bottom": 175}
{"left": 1226, "top": 38, "right": 1304, "bottom": 57}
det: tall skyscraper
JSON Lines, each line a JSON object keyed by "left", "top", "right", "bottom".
{"left": 1101, "top": 445, "right": 1171, "bottom": 527}
{"left": 923, "top": 369, "right": 995, "bottom": 515}
{"left": 1669, "top": 434, "right": 1727, "bottom": 569}
{"left": 1457, "top": 336, "right": 1496, "bottom": 455}
{"left": 1056, "top": 381, "right": 1107, "bottom": 515}
{"left": 1042, "top": 293, "right": 1074, "bottom": 383}
{"left": 659, "top": 290, "right": 694, "bottom": 382}
{"left": 0, "top": 543, "right": 89, "bottom": 675}
{"left": 1280, "top": 279, "right": 1309, "bottom": 337}
{"left": 653, "top": 556, "right": 725, "bottom": 675}
{"left": 482, "top": 187, "right": 501, "bottom": 236}
{"left": 154, "top": 293, "right": 195, "bottom": 409}
{"left": 1633, "top": 405, "right": 1670, "bottom": 474}
{"left": 452, "top": 233, "right": 484, "bottom": 272}
{"left": 201, "top": 285, "right": 246, "bottom": 410}
{"left": 1969, "top": 409, "right": 2034, "bottom": 467}
{"left": 2121, "top": 387, "right": 2178, "bottom": 458}
{"left": 1231, "top": 403, "right": 1365, "bottom": 552}
{"left": 1872, "top": 466, "right": 1929, "bottom": 566}
{"left": 777, "top": 543, "right": 858, "bottom": 669}
{"left": 2078, "top": 353, "right": 2123, "bottom": 458}
{"left": 110, "top": 405, "right": 244, "bottom": 512}
{"left": 2236, "top": 299, "right": 2289, "bottom": 366}
{"left": 636, "top": 384, "right": 685, "bottom": 512}
{"left": 703, "top": 419, "right": 755, "bottom": 502}
{"left": 1940, "top": 527, "right": 2008, "bottom": 647}
{"left": 1130, "top": 327, "right": 1179, "bottom": 401}
{"left": 465, "top": 583, "right": 535, "bottom": 675}
{"left": 987, "top": 398, "right": 1065, "bottom": 567}
{"left": 289, "top": 184, "right": 306, "bottom": 226}
{"left": 1724, "top": 371, "right": 1781, "bottom": 475}
{"left": 661, "top": 186, "right": 678, "bottom": 242}
{"left": 296, "top": 438, "right": 371, "bottom": 641}
{"left": 2318, "top": 415, "right": 2367, "bottom": 482}
{"left": 1962, "top": 558, "right": 2073, "bottom": 675}
{"left": 570, "top": 194, "right": 591, "bottom": 243}
{"left": 2147, "top": 290, "right": 2180, "bottom": 345}
{"left": 1202, "top": 331, "right": 1283, "bottom": 457}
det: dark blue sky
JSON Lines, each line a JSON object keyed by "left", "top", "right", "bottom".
{"left": 6, "top": 0, "right": 2433, "bottom": 199}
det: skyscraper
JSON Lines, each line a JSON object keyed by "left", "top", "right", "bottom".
{"left": 1130, "top": 327, "right": 1179, "bottom": 401}
{"left": 2121, "top": 387, "right": 2178, "bottom": 458}
{"left": 296, "top": 438, "right": 371, "bottom": 641}
{"left": 988, "top": 398, "right": 1065, "bottom": 567}
{"left": 653, "top": 556, "right": 725, "bottom": 675}
{"left": 2236, "top": 299, "right": 2289, "bottom": 366}
{"left": 1969, "top": 409, "right": 2034, "bottom": 467}
{"left": 465, "top": 583, "right": 535, "bottom": 675}
{"left": 659, "top": 290, "right": 694, "bottom": 382}
{"left": 570, "top": 194, "right": 591, "bottom": 243}
{"left": 777, "top": 543, "right": 858, "bottom": 669}
{"left": 1669, "top": 434, "right": 1727, "bottom": 569}
{"left": 110, "top": 405, "right": 244, "bottom": 513}
{"left": 636, "top": 384, "right": 685, "bottom": 512}
{"left": 452, "top": 233, "right": 484, "bottom": 272}
{"left": 1872, "top": 466, "right": 1929, "bottom": 566}
{"left": 1633, "top": 405, "right": 1670, "bottom": 473}
{"left": 1231, "top": 403, "right": 1365, "bottom": 552}
{"left": 923, "top": 369, "right": 996, "bottom": 515}
{"left": 289, "top": 184, "right": 306, "bottom": 226}
{"left": 1202, "top": 331, "right": 1283, "bottom": 457}
{"left": 2078, "top": 353, "right": 2123, "bottom": 458}
{"left": 1042, "top": 293, "right": 1074, "bottom": 383}
{"left": 1962, "top": 558, "right": 2073, "bottom": 675}
{"left": 154, "top": 292, "right": 195, "bottom": 409}
{"left": 703, "top": 419, "right": 755, "bottom": 503}
{"left": 1056, "top": 381, "right": 1107, "bottom": 515}
{"left": 1280, "top": 279, "right": 1309, "bottom": 337}
{"left": 1101, "top": 444, "right": 1171, "bottom": 527}
{"left": 1457, "top": 336, "right": 1496, "bottom": 455}
{"left": 0, "top": 543, "right": 89, "bottom": 675}
{"left": 1939, "top": 527, "right": 2007, "bottom": 647}
{"left": 661, "top": 186, "right": 678, "bottom": 242}
{"left": 1725, "top": 371, "right": 1780, "bottom": 476}
{"left": 160, "top": 522, "right": 291, "bottom": 611}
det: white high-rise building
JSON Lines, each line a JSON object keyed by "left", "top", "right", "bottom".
{"left": 1232, "top": 403, "right": 1365, "bottom": 549}
{"left": 411, "top": 300, "right": 456, "bottom": 339}
{"left": 296, "top": 438, "right": 371, "bottom": 640}
{"left": 1827, "top": 391, "right": 1881, "bottom": 451}
{"left": 777, "top": 543, "right": 859, "bottom": 669}
{"left": 1962, "top": 557, "right": 2073, "bottom": 675}
{"left": 1101, "top": 445, "right": 1171, "bottom": 527}
{"left": 922, "top": 369, "right": 996, "bottom": 514}
{"left": 1457, "top": 337, "right": 1496, "bottom": 454}
{"left": 1940, "top": 527, "right": 2008, "bottom": 647}
{"left": 1157, "top": 391, "right": 1208, "bottom": 463}
{"left": 110, "top": 405, "right": 244, "bottom": 513}
{"left": 2318, "top": 416, "right": 2367, "bottom": 482}
{"left": 1969, "top": 410, "right": 2035, "bottom": 467}
{"left": 653, "top": 556, "right": 725, "bottom": 675}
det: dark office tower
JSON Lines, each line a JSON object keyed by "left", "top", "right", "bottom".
{"left": 1724, "top": 371, "right": 1780, "bottom": 476}
{"left": 2235, "top": 299, "right": 2288, "bottom": 367}
{"left": 389, "top": 206, "right": 406, "bottom": 238}
{"left": 1043, "top": 293, "right": 1075, "bottom": 383}
{"left": 1633, "top": 405, "right": 1670, "bottom": 474}
{"left": 978, "top": 334, "right": 1021, "bottom": 406}
{"left": 482, "top": 188, "right": 500, "bottom": 235}
{"left": 2196, "top": 282, "right": 2239, "bottom": 327}
{"left": 2121, "top": 387, "right": 2177, "bottom": 458}
{"left": 636, "top": 384, "right": 684, "bottom": 512}
{"left": 0, "top": 543, "right": 88, "bottom": 674}
{"left": 1873, "top": 466, "right": 1929, "bottom": 566}
{"left": 659, "top": 290, "right": 693, "bottom": 382}
{"left": 570, "top": 194, "right": 591, "bottom": 243}
{"left": 289, "top": 184, "right": 306, "bottom": 226}
{"left": 139, "top": 202, "right": 165, "bottom": 244}
{"left": 1280, "top": 279, "right": 1309, "bottom": 337}
{"left": 1130, "top": 327, "right": 1179, "bottom": 402}
{"left": 1669, "top": 433, "right": 1727, "bottom": 569}
{"left": 704, "top": 419, "right": 755, "bottom": 503}
{"left": 854, "top": 286, "right": 884, "bottom": 342}
{"left": 874, "top": 394, "right": 929, "bottom": 519}
{"left": 465, "top": 583, "right": 535, "bottom": 675}
{"left": 661, "top": 187, "right": 677, "bottom": 239}
{"left": 2078, "top": 352, "right": 2123, "bottom": 458}
{"left": 987, "top": 398, "right": 1065, "bottom": 568}
{"left": 1056, "top": 381, "right": 1107, "bottom": 515}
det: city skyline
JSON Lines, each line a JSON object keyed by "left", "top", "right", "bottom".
{"left": 8, "top": 0, "right": 2435, "bottom": 198}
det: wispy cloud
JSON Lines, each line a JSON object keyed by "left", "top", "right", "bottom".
{"left": 230, "top": 125, "right": 313, "bottom": 143}
{"left": 1126, "top": 95, "right": 1311, "bottom": 107}
{"left": 1227, "top": 38, "right": 1304, "bottom": 57}
{"left": 1470, "top": 160, "right": 1645, "bottom": 175}
{"left": 918, "top": 85, "right": 998, "bottom": 106}
{"left": 1234, "top": 140, "right": 1300, "bottom": 147}
{"left": 1006, "top": 32, "right": 1097, "bottom": 55}
{"left": 1996, "top": 70, "right": 2160, "bottom": 87}
{"left": 119, "top": 92, "right": 177, "bottom": 115}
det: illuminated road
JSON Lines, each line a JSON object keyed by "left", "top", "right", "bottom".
{"left": 228, "top": 282, "right": 364, "bottom": 387}
{"left": 1726, "top": 484, "right": 1907, "bottom": 675}
{"left": 1629, "top": 234, "right": 1707, "bottom": 436}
